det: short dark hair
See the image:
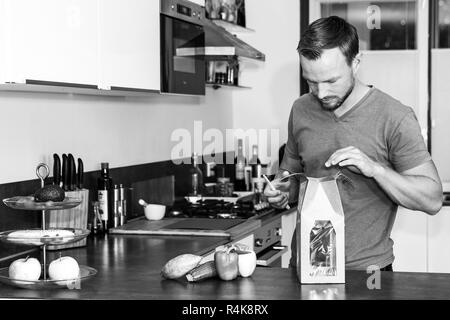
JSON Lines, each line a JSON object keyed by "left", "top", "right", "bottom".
{"left": 298, "top": 16, "right": 359, "bottom": 65}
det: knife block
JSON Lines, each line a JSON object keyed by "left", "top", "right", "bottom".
{"left": 45, "top": 189, "right": 89, "bottom": 250}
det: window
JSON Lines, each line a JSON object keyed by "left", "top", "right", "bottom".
{"left": 320, "top": 1, "right": 417, "bottom": 50}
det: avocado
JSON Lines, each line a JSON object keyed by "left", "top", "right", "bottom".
{"left": 34, "top": 185, "right": 65, "bottom": 202}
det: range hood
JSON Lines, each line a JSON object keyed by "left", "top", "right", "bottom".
{"left": 202, "top": 19, "right": 265, "bottom": 61}
{"left": 176, "top": 19, "right": 266, "bottom": 62}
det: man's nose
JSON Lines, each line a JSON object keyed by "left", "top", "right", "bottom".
{"left": 316, "top": 83, "right": 329, "bottom": 100}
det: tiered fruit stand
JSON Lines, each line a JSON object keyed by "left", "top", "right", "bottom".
{"left": 0, "top": 164, "right": 96, "bottom": 289}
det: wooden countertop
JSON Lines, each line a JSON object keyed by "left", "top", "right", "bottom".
{"left": 1, "top": 234, "right": 450, "bottom": 300}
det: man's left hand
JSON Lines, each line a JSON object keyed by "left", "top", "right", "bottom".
{"left": 325, "top": 146, "right": 383, "bottom": 178}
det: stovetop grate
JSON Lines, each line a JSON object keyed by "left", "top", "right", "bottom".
{"left": 167, "top": 198, "right": 274, "bottom": 219}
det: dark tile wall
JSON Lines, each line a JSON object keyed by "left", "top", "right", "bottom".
{"left": 0, "top": 152, "right": 235, "bottom": 232}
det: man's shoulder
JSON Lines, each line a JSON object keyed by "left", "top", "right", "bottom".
{"left": 370, "top": 87, "right": 415, "bottom": 119}
{"left": 292, "top": 93, "right": 317, "bottom": 113}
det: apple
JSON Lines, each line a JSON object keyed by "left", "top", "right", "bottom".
{"left": 48, "top": 256, "right": 80, "bottom": 286}
{"left": 9, "top": 256, "right": 41, "bottom": 282}
{"left": 237, "top": 250, "right": 257, "bottom": 278}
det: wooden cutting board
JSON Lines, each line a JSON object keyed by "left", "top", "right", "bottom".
{"left": 108, "top": 217, "right": 261, "bottom": 239}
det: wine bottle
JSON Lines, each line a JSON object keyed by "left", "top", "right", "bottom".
{"left": 249, "top": 145, "right": 261, "bottom": 165}
{"left": 234, "top": 139, "right": 246, "bottom": 191}
{"left": 189, "top": 153, "right": 204, "bottom": 196}
{"left": 249, "top": 145, "right": 262, "bottom": 179}
{"left": 97, "top": 162, "right": 113, "bottom": 231}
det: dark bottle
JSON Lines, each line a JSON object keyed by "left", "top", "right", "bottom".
{"left": 249, "top": 145, "right": 261, "bottom": 165}
{"left": 97, "top": 162, "right": 113, "bottom": 231}
{"left": 188, "top": 153, "right": 204, "bottom": 196}
{"left": 234, "top": 139, "right": 247, "bottom": 191}
{"left": 249, "top": 145, "right": 262, "bottom": 182}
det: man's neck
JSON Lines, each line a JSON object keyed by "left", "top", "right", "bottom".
{"left": 334, "top": 81, "right": 371, "bottom": 118}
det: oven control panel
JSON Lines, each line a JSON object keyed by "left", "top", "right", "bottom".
{"left": 161, "top": 0, "right": 204, "bottom": 24}
{"left": 253, "top": 218, "right": 282, "bottom": 254}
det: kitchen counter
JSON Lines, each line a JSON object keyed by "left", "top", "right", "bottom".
{"left": 1, "top": 234, "right": 450, "bottom": 300}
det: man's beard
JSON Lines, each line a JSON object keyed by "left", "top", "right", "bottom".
{"left": 316, "top": 78, "right": 355, "bottom": 112}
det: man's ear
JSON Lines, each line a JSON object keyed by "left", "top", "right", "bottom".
{"left": 352, "top": 53, "right": 363, "bottom": 74}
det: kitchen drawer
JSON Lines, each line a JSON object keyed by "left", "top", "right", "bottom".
{"left": 256, "top": 242, "right": 288, "bottom": 267}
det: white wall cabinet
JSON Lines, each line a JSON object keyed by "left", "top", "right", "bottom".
{"left": 0, "top": 0, "right": 160, "bottom": 93}
{"left": 98, "top": 0, "right": 160, "bottom": 91}
{"left": 1, "top": 0, "right": 98, "bottom": 86}
{"left": 428, "top": 206, "right": 450, "bottom": 273}
{"left": 391, "top": 207, "right": 428, "bottom": 272}
{"left": 391, "top": 206, "right": 450, "bottom": 274}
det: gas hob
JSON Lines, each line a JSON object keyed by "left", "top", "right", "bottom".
{"left": 167, "top": 196, "right": 275, "bottom": 220}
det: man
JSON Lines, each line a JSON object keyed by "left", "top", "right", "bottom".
{"left": 265, "top": 16, "right": 443, "bottom": 271}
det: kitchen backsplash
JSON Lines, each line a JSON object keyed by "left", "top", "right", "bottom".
{"left": 0, "top": 151, "right": 234, "bottom": 233}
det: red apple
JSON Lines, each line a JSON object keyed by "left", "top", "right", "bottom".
{"left": 9, "top": 256, "right": 41, "bottom": 282}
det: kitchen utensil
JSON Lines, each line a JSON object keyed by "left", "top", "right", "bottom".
{"left": 53, "top": 154, "right": 61, "bottom": 186}
{"left": 262, "top": 174, "right": 290, "bottom": 210}
{"left": 144, "top": 204, "right": 166, "bottom": 221}
{"left": 68, "top": 154, "right": 76, "bottom": 191}
{"left": 77, "top": 158, "right": 84, "bottom": 189}
{"left": 138, "top": 199, "right": 148, "bottom": 208}
{"left": 62, "top": 154, "right": 69, "bottom": 191}
{"left": 119, "top": 184, "right": 127, "bottom": 226}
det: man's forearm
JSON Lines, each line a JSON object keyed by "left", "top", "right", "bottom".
{"left": 373, "top": 165, "right": 443, "bottom": 215}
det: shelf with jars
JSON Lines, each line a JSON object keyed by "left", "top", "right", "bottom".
{"left": 205, "top": 0, "right": 250, "bottom": 35}
{"left": 205, "top": 56, "right": 251, "bottom": 90}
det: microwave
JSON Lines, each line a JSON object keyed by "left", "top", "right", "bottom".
{"left": 160, "top": 0, "right": 206, "bottom": 96}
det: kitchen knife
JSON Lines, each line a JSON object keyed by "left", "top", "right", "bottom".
{"left": 62, "top": 154, "right": 69, "bottom": 191}
{"left": 77, "top": 158, "right": 84, "bottom": 189}
{"left": 53, "top": 154, "right": 61, "bottom": 186}
{"left": 68, "top": 153, "right": 76, "bottom": 191}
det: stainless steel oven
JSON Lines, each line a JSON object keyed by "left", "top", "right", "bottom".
{"left": 254, "top": 216, "right": 288, "bottom": 267}
{"left": 160, "top": 0, "right": 205, "bottom": 95}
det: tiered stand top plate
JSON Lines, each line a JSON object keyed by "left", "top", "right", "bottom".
{"left": 3, "top": 196, "right": 82, "bottom": 211}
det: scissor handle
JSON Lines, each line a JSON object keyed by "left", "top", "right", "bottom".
{"left": 36, "top": 163, "right": 50, "bottom": 188}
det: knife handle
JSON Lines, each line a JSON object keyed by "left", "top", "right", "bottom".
{"left": 53, "top": 154, "right": 61, "bottom": 186}
{"left": 62, "top": 154, "right": 69, "bottom": 191}
{"left": 68, "top": 154, "right": 76, "bottom": 191}
{"left": 77, "top": 158, "right": 84, "bottom": 189}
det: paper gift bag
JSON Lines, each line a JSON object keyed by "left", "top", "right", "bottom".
{"left": 296, "top": 174, "right": 345, "bottom": 284}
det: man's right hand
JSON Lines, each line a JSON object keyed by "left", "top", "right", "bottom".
{"left": 264, "top": 171, "right": 291, "bottom": 209}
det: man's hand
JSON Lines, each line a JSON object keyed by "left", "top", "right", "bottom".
{"left": 325, "top": 146, "right": 383, "bottom": 178}
{"left": 264, "top": 171, "right": 291, "bottom": 209}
